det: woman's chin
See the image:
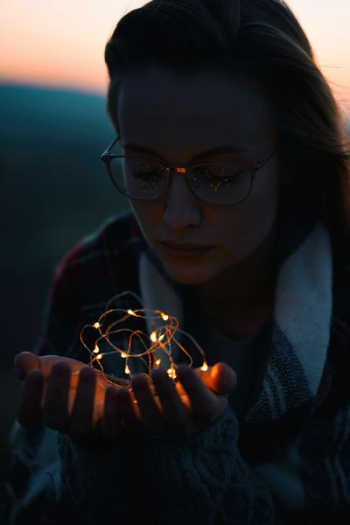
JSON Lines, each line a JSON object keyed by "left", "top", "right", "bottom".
{"left": 154, "top": 244, "right": 218, "bottom": 283}
{"left": 161, "top": 262, "right": 213, "bottom": 286}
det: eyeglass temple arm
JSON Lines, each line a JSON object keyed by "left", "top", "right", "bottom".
{"left": 101, "top": 134, "right": 120, "bottom": 160}
{"left": 255, "top": 147, "right": 278, "bottom": 171}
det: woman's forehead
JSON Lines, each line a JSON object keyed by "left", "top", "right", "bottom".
{"left": 119, "top": 66, "right": 270, "bottom": 117}
{"left": 117, "top": 66, "right": 274, "bottom": 150}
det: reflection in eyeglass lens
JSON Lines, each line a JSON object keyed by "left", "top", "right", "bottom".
{"left": 112, "top": 157, "right": 252, "bottom": 204}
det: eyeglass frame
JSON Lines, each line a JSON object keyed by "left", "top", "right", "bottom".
{"left": 101, "top": 134, "right": 278, "bottom": 205}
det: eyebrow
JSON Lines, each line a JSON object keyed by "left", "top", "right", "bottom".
{"left": 122, "top": 143, "right": 248, "bottom": 163}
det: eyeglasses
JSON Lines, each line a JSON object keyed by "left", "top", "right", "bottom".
{"left": 101, "top": 135, "right": 277, "bottom": 205}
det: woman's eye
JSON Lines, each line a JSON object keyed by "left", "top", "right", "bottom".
{"left": 127, "top": 160, "right": 165, "bottom": 180}
{"left": 195, "top": 164, "right": 245, "bottom": 181}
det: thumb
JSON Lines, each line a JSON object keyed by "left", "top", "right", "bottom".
{"left": 199, "top": 362, "right": 237, "bottom": 395}
{"left": 14, "top": 352, "right": 40, "bottom": 378}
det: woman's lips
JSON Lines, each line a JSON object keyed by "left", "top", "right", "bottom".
{"left": 160, "top": 242, "right": 213, "bottom": 259}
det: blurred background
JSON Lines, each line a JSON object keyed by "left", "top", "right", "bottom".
{"left": 0, "top": 0, "right": 349, "bottom": 505}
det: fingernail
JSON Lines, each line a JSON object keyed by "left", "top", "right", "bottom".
{"left": 80, "top": 366, "right": 95, "bottom": 378}
{"left": 133, "top": 372, "right": 152, "bottom": 384}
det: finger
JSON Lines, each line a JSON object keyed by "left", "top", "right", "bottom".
{"left": 132, "top": 374, "right": 167, "bottom": 436}
{"left": 176, "top": 365, "right": 219, "bottom": 424}
{"left": 100, "top": 386, "right": 123, "bottom": 439}
{"left": 69, "top": 366, "right": 96, "bottom": 436}
{"left": 15, "top": 352, "right": 89, "bottom": 383}
{"left": 42, "top": 361, "right": 71, "bottom": 431}
{"left": 14, "top": 352, "right": 40, "bottom": 379}
{"left": 151, "top": 369, "right": 189, "bottom": 430}
{"left": 17, "top": 369, "right": 44, "bottom": 426}
{"left": 114, "top": 387, "right": 141, "bottom": 432}
{"left": 197, "top": 362, "right": 237, "bottom": 395}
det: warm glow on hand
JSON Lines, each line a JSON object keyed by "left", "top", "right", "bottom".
{"left": 14, "top": 349, "right": 237, "bottom": 450}
{"left": 14, "top": 351, "right": 122, "bottom": 431}
{"left": 14, "top": 291, "right": 238, "bottom": 450}
{"left": 121, "top": 361, "right": 237, "bottom": 440}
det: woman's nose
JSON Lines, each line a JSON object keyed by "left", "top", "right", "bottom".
{"left": 162, "top": 170, "right": 202, "bottom": 229}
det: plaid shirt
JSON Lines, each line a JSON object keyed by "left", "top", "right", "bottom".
{"left": 6, "top": 208, "right": 350, "bottom": 524}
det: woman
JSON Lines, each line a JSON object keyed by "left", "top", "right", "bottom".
{"left": 6, "top": 0, "right": 350, "bottom": 523}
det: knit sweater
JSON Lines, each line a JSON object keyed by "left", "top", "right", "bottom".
{"left": 6, "top": 198, "right": 350, "bottom": 524}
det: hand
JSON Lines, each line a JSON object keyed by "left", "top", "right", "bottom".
{"left": 14, "top": 351, "right": 133, "bottom": 454}
{"left": 120, "top": 361, "right": 237, "bottom": 440}
{"left": 14, "top": 352, "right": 237, "bottom": 450}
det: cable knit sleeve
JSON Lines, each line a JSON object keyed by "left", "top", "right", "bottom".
{"left": 130, "top": 405, "right": 276, "bottom": 525}
{"left": 6, "top": 420, "right": 82, "bottom": 524}
{"left": 55, "top": 432, "right": 155, "bottom": 525}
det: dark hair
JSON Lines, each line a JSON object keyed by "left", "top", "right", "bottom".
{"left": 104, "top": 0, "right": 350, "bottom": 266}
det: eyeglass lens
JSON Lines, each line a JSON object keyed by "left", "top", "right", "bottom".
{"left": 108, "top": 156, "right": 252, "bottom": 205}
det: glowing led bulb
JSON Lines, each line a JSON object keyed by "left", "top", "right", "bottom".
{"left": 93, "top": 344, "right": 99, "bottom": 354}
{"left": 127, "top": 309, "right": 136, "bottom": 316}
{"left": 121, "top": 352, "right": 127, "bottom": 358}
{"left": 155, "top": 358, "right": 161, "bottom": 366}
{"left": 161, "top": 312, "right": 169, "bottom": 321}
{"left": 200, "top": 362, "right": 208, "bottom": 372}
{"left": 96, "top": 353, "right": 103, "bottom": 360}
{"left": 125, "top": 364, "right": 130, "bottom": 375}
{"left": 93, "top": 322, "right": 100, "bottom": 329}
{"left": 150, "top": 331, "right": 165, "bottom": 343}
{"left": 167, "top": 368, "right": 176, "bottom": 379}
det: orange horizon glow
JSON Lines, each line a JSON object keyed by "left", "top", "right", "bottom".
{"left": 0, "top": 0, "right": 349, "bottom": 114}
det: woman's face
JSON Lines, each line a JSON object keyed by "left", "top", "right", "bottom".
{"left": 116, "top": 66, "right": 282, "bottom": 288}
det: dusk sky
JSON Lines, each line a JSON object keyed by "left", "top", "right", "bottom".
{"left": 1, "top": 0, "right": 349, "bottom": 114}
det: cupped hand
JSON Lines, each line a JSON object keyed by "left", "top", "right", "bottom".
{"left": 14, "top": 351, "right": 237, "bottom": 450}
{"left": 121, "top": 361, "right": 238, "bottom": 440}
{"left": 14, "top": 351, "right": 133, "bottom": 454}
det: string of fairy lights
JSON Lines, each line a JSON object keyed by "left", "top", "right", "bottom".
{"left": 78, "top": 291, "right": 208, "bottom": 389}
